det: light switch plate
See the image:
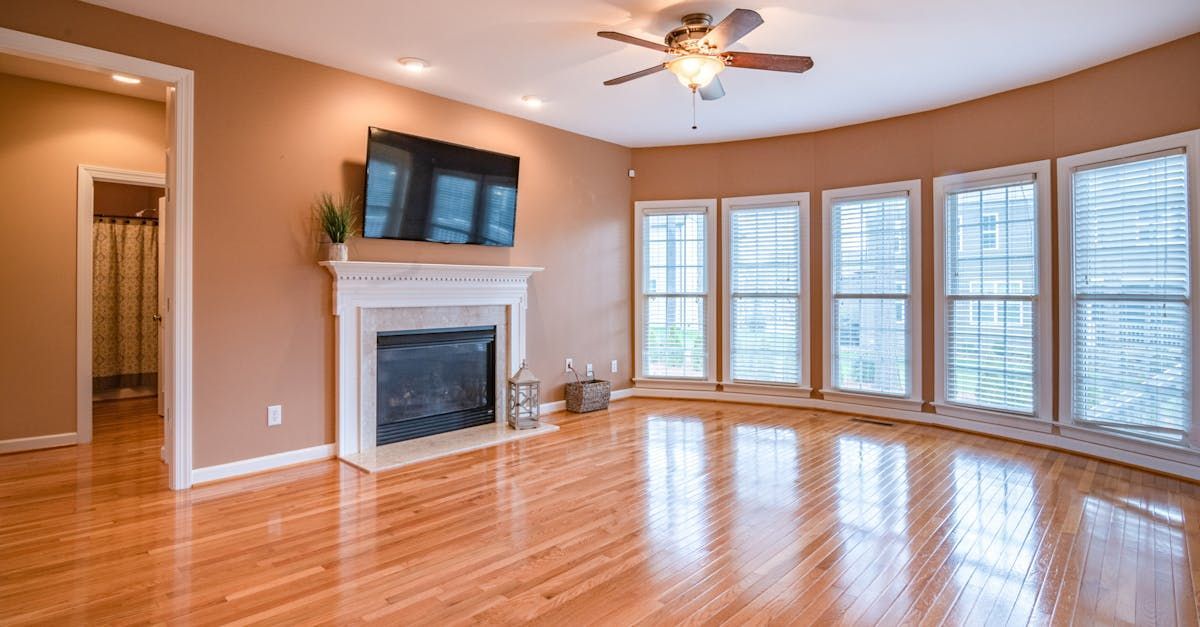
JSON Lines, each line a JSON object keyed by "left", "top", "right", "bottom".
{"left": 267, "top": 404, "right": 282, "bottom": 426}
{"left": 611, "top": 359, "right": 619, "bottom": 373}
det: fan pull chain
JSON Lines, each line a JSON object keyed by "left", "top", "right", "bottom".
{"left": 691, "top": 87, "right": 698, "bottom": 130}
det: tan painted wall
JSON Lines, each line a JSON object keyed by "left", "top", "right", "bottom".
{"left": 94, "top": 181, "right": 164, "bottom": 218}
{"left": 631, "top": 33, "right": 1200, "bottom": 404}
{"left": 0, "top": 72, "right": 165, "bottom": 441}
{"left": 1, "top": 1, "right": 633, "bottom": 466}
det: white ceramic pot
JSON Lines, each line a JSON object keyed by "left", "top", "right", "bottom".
{"left": 327, "top": 242, "right": 349, "bottom": 262}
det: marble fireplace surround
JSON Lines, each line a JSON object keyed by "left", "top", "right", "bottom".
{"left": 359, "top": 305, "right": 508, "bottom": 451}
{"left": 321, "top": 261, "right": 543, "bottom": 461}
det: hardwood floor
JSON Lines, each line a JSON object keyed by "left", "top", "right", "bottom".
{"left": 2, "top": 397, "right": 1198, "bottom": 625}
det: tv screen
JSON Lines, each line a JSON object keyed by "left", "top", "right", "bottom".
{"left": 362, "top": 127, "right": 520, "bottom": 246}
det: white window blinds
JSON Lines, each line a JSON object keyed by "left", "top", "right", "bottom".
{"left": 831, "top": 194, "right": 912, "bottom": 396}
{"left": 642, "top": 211, "right": 708, "bottom": 378}
{"left": 729, "top": 204, "right": 802, "bottom": 384}
{"left": 1071, "top": 151, "right": 1191, "bottom": 441}
{"left": 944, "top": 179, "right": 1039, "bottom": 413}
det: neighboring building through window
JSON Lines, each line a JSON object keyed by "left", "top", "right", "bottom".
{"left": 823, "top": 180, "right": 922, "bottom": 406}
{"left": 935, "top": 162, "right": 1050, "bottom": 418}
{"left": 1060, "top": 135, "right": 1196, "bottom": 445}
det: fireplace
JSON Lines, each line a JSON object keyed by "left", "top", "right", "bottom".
{"left": 375, "top": 326, "right": 497, "bottom": 446}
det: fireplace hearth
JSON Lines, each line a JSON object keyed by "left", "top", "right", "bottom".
{"left": 376, "top": 326, "right": 496, "bottom": 446}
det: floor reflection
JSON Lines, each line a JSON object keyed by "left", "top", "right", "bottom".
{"left": 948, "top": 453, "right": 1040, "bottom": 624}
{"left": 733, "top": 424, "right": 799, "bottom": 507}
{"left": 644, "top": 416, "right": 709, "bottom": 557}
{"left": 836, "top": 436, "right": 910, "bottom": 536}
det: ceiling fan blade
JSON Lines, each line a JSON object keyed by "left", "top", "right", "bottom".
{"left": 603, "top": 64, "right": 667, "bottom": 86}
{"left": 699, "top": 75, "right": 725, "bottom": 101}
{"left": 597, "top": 31, "right": 671, "bottom": 53}
{"left": 700, "top": 8, "right": 764, "bottom": 51}
{"left": 725, "top": 52, "right": 814, "bottom": 73}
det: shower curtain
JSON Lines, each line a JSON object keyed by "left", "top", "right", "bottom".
{"left": 93, "top": 218, "right": 158, "bottom": 391}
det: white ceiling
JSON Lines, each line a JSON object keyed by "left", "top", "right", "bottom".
{"left": 84, "top": 0, "right": 1200, "bottom": 147}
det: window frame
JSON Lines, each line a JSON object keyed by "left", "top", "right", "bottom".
{"left": 932, "top": 160, "right": 1053, "bottom": 425}
{"left": 1057, "top": 130, "right": 1200, "bottom": 450}
{"left": 821, "top": 179, "right": 923, "bottom": 411}
{"left": 633, "top": 198, "right": 719, "bottom": 388}
{"left": 720, "top": 192, "right": 811, "bottom": 395}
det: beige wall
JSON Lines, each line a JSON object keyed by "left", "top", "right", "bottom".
{"left": 94, "top": 181, "right": 164, "bottom": 218}
{"left": 631, "top": 33, "right": 1200, "bottom": 405}
{"left": 0, "top": 72, "right": 165, "bottom": 440}
{"left": 1, "top": 1, "right": 633, "bottom": 466}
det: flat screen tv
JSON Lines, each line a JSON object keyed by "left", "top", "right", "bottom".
{"left": 362, "top": 127, "right": 520, "bottom": 246}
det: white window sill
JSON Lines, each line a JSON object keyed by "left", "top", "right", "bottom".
{"left": 634, "top": 377, "right": 719, "bottom": 392}
{"left": 931, "top": 402, "right": 1052, "bottom": 433}
{"left": 721, "top": 381, "right": 812, "bottom": 397}
{"left": 820, "top": 389, "right": 925, "bottom": 412}
{"left": 1057, "top": 422, "right": 1200, "bottom": 465}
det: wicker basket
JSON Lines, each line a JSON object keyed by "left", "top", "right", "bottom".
{"left": 565, "top": 370, "right": 611, "bottom": 413}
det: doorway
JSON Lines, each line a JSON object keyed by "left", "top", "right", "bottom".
{"left": 0, "top": 27, "right": 195, "bottom": 489}
{"left": 86, "top": 175, "right": 166, "bottom": 408}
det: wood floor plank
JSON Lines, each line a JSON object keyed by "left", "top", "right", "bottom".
{"left": 0, "top": 397, "right": 1197, "bottom": 625}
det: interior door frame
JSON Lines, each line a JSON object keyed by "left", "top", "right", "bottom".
{"left": 0, "top": 27, "right": 197, "bottom": 490}
{"left": 77, "top": 165, "right": 166, "bottom": 436}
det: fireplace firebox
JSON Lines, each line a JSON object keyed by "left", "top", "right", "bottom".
{"left": 375, "top": 326, "right": 496, "bottom": 446}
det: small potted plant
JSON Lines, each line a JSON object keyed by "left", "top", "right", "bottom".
{"left": 314, "top": 192, "right": 359, "bottom": 262}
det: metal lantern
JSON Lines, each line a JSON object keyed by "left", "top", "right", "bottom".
{"left": 507, "top": 361, "right": 540, "bottom": 429}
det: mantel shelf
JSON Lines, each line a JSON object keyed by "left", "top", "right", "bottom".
{"left": 320, "top": 260, "right": 543, "bottom": 283}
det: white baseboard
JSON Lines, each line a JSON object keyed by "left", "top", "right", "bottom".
{"left": 628, "top": 387, "right": 1200, "bottom": 482}
{"left": 191, "top": 443, "right": 335, "bottom": 484}
{"left": 0, "top": 432, "right": 77, "bottom": 454}
{"left": 539, "top": 387, "right": 636, "bottom": 415}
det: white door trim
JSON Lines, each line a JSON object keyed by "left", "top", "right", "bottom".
{"left": 0, "top": 27, "right": 197, "bottom": 490}
{"left": 77, "top": 165, "right": 166, "bottom": 446}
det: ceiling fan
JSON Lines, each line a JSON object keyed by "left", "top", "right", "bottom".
{"left": 597, "top": 8, "right": 814, "bottom": 103}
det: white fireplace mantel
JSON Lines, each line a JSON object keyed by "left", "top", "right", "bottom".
{"left": 321, "top": 261, "right": 543, "bottom": 459}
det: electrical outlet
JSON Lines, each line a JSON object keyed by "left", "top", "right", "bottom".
{"left": 564, "top": 358, "right": 573, "bottom": 373}
{"left": 267, "top": 404, "right": 282, "bottom": 427}
{"left": 611, "top": 359, "right": 619, "bottom": 373}
{"left": 586, "top": 363, "right": 594, "bottom": 377}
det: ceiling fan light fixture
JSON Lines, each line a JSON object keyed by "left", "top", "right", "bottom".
{"left": 666, "top": 54, "right": 725, "bottom": 89}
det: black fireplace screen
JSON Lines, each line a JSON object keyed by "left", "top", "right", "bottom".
{"left": 376, "top": 326, "right": 496, "bottom": 445}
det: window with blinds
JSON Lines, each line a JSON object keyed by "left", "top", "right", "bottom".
{"left": 728, "top": 204, "right": 802, "bottom": 384}
{"left": 1070, "top": 151, "right": 1192, "bottom": 442}
{"left": 642, "top": 211, "right": 709, "bottom": 378}
{"left": 831, "top": 193, "right": 912, "bottom": 396}
{"left": 944, "top": 179, "right": 1039, "bottom": 413}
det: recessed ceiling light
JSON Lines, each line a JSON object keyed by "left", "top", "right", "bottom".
{"left": 398, "top": 57, "right": 429, "bottom": 73}
{"left": 112, "top": 74, "right": 141, "bottom": 85}
{"left": 521, "top": 95, "right": 544, "bottom": 108}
